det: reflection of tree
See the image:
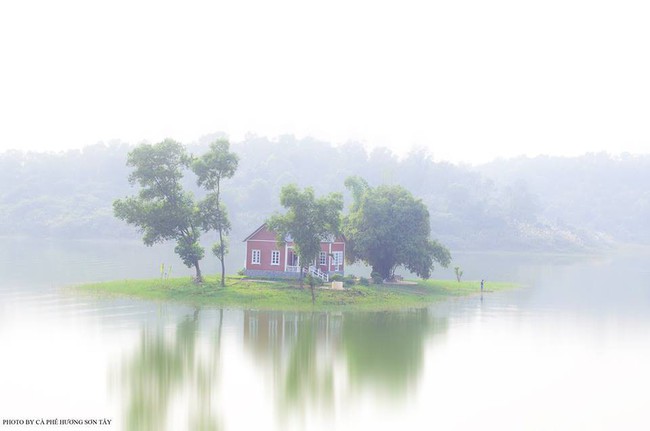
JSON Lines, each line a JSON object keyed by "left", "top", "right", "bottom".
{"left": 342, "top": 309, "right": 447, "bottom": 396}
{"left": 120, "top": 308, "right": 223, "bottom": 431}
{"left": 243, "top": 311, "right": 341, "bottom": 423}
{"left": 242, "top": 309, "right": 447, "bottom": 420}
{"left": 281, "top": 315, "right": 338, "bottom": 415}
{"left": 243, "top": 310, "right": 299, "bottom": 367}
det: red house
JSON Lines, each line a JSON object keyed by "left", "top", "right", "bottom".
{"left": 243, "top": 223, "right": 345, "bottom": 281}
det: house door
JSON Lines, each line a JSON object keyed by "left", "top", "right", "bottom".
{"left": 287, "top": 249, "right": 300, "bottom": 271}
{"left": 332, "top": 251, "right": 343, "bottom": 272}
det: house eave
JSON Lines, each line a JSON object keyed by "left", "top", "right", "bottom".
{"left": 242, "top": 223, "right": 268, "bottom": 242}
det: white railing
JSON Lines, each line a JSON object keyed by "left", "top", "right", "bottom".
{"left": 306, "top": 265, "right": 329, "bottom": 282}
{"left": 287, "top": 264, "right": 329, "bottom": 282}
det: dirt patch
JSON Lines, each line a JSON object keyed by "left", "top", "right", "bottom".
{"left": 318, "top": 283, "right": 346, "bottom": 291}
{"left": 383, "top": 280, "right": 418, "bottom": 286}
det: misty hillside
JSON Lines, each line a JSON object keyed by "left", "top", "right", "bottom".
{"left": 2, "top": 135, "right": 643, "bottom": 252}
{"left": 477, "top": 153, "right": 650, "bottom": 244}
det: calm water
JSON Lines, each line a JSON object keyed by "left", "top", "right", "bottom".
{"left": 1, "top": 238, "right": 649, "bottom": 430}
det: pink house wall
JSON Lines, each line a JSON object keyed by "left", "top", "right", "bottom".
{"left": 244, "top": 224, "right": 345, "bottom": 274}
{"left": 246, "top": 239, "right": 284, "bottom": 271}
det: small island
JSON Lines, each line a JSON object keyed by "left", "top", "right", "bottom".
{"left": 77, "top": 276, "right": 516, "bottom": 312}
{"left": 99, "top": 139, "right": 517, "bottom": 311}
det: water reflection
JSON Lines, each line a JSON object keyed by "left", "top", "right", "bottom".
{"left": 243, "top": 311, "right": 341, "bottom": 419}
{"left": 119, "top": 308, "right": 449, "bottom": 430}
{"left": 342, "top": 310, "right": 447, "bottom": 395}
{"left": 119, "top": 308, "right": 223, "bottom": 431}
{"left": 5, "top": 240, "right": 650, "bottom": 430}
{"left": 242, "top": 309, "right": 449, "bottom": 423}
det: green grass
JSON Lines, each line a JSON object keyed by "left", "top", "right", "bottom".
{"left": 75, "top": 276, "right": 517, "bottom": 311}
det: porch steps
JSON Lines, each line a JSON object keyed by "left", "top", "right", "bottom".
{"left": 305, "top": 265, "right": 329, "bottom": 282}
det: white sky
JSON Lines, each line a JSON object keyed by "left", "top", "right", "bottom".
{"left": 1, "top": 0, "right": 649, "bottom": 164}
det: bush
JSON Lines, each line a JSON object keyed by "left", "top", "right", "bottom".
{"left": 305, "top": 274, "right": 324, "bottom": 287}
{"left": 343, "top": 274, "right": 357, "bottom": 285}
{"left": 237, "top": 268, "right": 245, "bottom": 276}
{"left": 358, "top": 277, "right": 370, "bottom": 286}
{"left": 330, "top": 274, "right": 344, "bottom": 282}
{"left": 370, "top": 271, "right": 384, "bottom": 284}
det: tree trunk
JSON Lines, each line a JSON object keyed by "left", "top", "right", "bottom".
{"left": 219, "top": 228, "right": 226, "bottom": 287}
{"left": 194, "top": 260, "right": 203, "bottom": 283}
{"left": 307, "top": 273, "right": 316, "bottom": 304}
{"left": 216, "top": 179, "right": 226, "bottom": 288}
{"left": 372, "top": 265, "right": 391, "bottom": 281}
{"left": 310, "top": 254, "right": 318, "bottom": 303}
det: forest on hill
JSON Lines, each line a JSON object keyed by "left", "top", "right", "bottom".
{"left": 1, "top": 133, "right": 646, "bottom": 252}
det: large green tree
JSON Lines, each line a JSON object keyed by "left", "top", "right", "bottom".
{"left": 192, "top": 139, "right": 239, "bottom": 287}
{"left": 343, "top": 176, "right": 451, "bottom": 280}
{"left": 113, "top": 140, "right": 205, "bottom": 282}
{"left": 266, "top": 184, "right": 343, "bottom": 302}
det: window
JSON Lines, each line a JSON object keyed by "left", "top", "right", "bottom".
{"left": 319, "top": 251, "right": 327, "bottom": 266}
{"left": 252, "top": 249, "right": 261, "bottom": 264}
{"left": 271, "top": 250, "right": 280, "bottom": 265}
{"left": 333, "top": 251, "right": 343, "bottom": 268}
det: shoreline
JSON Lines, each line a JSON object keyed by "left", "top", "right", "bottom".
{"left": 74, "top": 276, "right": 518, "bottom": 312}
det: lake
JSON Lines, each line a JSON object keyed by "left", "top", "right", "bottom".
{"left": 1, "top": 238, "right": 649, "bottom": 430}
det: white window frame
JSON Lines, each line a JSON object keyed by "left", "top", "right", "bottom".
{"left": 332, "top": 251, "right": 343, "bottom": 269}
{"left": 252, "top": 249, "right": 261, "bottom": 265}
{"left": 271, "top": 250, "right": 280, "bottom": 266}
{"left": 319, "top": 251, "right": 327, "bottom": 266}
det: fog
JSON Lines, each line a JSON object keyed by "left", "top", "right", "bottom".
{"left": 3, "top": 1, "right": 650, "bottom": 165}
{"left": 1, "top": 136, "right": 647, "bottom": 255}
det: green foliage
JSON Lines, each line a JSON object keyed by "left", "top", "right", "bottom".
{"left": 174, "top": 236, "right": 205, "bottom": 271}
{"left": 191, "top": 139, "right": 239, "bottom": 190}
{"left": 1, "top": 138, "right": 630, "bottom": 251}
{"left": 197, "top": 193, "right": 231, "bottom": 234}
{"left": 370, "top": 271, "right": 384, "bottom": 284}
{"left": 125, "top": 140, "right": 190, "bottom": 198}
{"left": 343, "top": 274, "right": 357, "bottom": 285}
{"left": 191, "top": 139, "right": 239, "bottom": 287}
{"left": 358, "top": 277, "right": 370, "bottom": 286}
{"left": 211, "top": 238, "right": 229, "bottom": 260}
{"left": 305, "top": 274, "right": 324, "bottom": 288}
{"left": 113, "top": 140, "right": 205, "bottom": 281}
{"left": 330, "top": 274, "right": 344, "bottom": 282}
{"left": 267, "top": 184, "right": 343, "bottom": 290}
{"left": 267, "top": 184, "right": 343, "bottom": 304}
{"left": 343, "top": 176, "right": 451, "bottom": 280}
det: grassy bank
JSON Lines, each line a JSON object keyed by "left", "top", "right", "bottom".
{"left": 75, "top": 275, "right": 517, "bottom": 311}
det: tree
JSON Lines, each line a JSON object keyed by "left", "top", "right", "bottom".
{"left": 454, "top": 266, "right": 463, "bottom": 283}
{"left": 192, "top": 139, "right": 239, "bottom": 287}
{"left": 343, "top": 176, "right": 451, "bottom": 281}
{"left": 266, "top": 184, "right": 343, "bottom": 303}
{"left": 113, "top": 140, "right": 205, "bottom": 282}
